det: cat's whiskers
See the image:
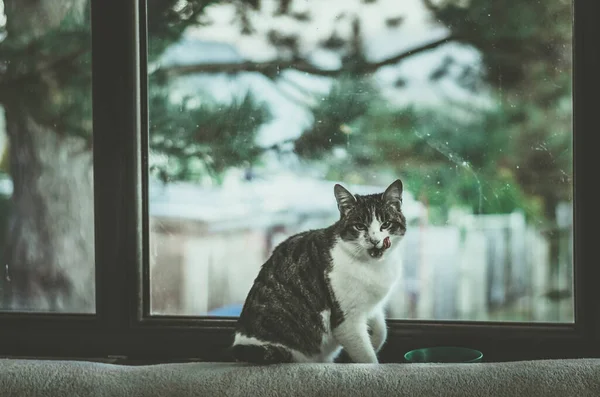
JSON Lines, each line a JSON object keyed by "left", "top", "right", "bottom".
{"left": 340, "top": 241, "right": 364, "bottom": 264}
{"left": 348, "top": 246, "right": 363, "bottom": 263}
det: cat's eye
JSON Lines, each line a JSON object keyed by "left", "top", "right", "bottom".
{"left": 353, "top": 224, "right": 367, "bottom": 231}
{"left": 381, "top": 221, "right": 392, "bottom": 229}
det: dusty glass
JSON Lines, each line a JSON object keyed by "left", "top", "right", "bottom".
{"left": 147, "top": 0, "right": 573, "bottom": 322}
{"left": 0, "top": 0, "right": 95, "bottom": 313}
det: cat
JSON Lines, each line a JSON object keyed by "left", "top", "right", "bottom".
{"left": 231, "top": 179, "right": 406, "bottom": 364}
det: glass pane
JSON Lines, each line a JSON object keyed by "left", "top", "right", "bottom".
{"left": 0, "top": 1, "right": 94, "bottom": 313}
{"left": 147, "top": 0, "right": 573, "bottom": 322}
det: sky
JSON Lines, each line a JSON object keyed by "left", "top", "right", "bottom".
{"left": 0, "top": 0, "right": 490, "bottom": 191}
{"left": 158, "top": 0, "right": 489, "bottom": 155}
{"left": 187, "top": 0, "right": 442, "bottom": 64}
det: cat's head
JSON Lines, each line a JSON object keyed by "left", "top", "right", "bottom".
{"left": 333, "top": 179, "right": 407, "bottom": 260}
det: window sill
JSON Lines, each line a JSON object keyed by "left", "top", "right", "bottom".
{"left": 2, "top": 357, "right": 600, "bottom": 396}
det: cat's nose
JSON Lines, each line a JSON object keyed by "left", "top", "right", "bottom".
{"left": 370, "top": 238, "right": 382, "bottom": 248}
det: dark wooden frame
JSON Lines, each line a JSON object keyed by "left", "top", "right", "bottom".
{"left": 0, "top": 0, "right": 597, "bottom": 363}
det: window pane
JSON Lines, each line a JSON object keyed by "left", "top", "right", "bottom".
{"left": 147, "top": 0, "right": 573, "bottom": 322}
{"left": 0, "top": 1, "right": 94, "bottom": 313}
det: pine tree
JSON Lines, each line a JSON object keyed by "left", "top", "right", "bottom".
{"left": 0, "top": 0, "right": 267, "bottom": 311}
{"left": 0, "top": 0, "right": 573, "bottom": 310}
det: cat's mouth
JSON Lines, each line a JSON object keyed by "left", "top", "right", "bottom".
{"left": 367, "top": 237, "right": 390, "bottom": 259}
{"left": 367, "top": 247, "right": 385, "bottom": 258}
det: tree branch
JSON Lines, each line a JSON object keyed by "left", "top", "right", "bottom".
{"left": 279, "top": 74, "right": 317, "bottom": 97}
{"left": 0, "top": 46, "right": 89, "bottom": 97}
{"left": 273, "top": 82, "right": 314, "bottom": 108}
{"left": 161, "top": 35, "right": 455, "bottom": 78}
{"left": 422, "top": 0, "right": 440, "bottom": 12}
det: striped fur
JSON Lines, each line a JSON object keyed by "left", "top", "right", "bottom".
{"left": 232, "top": 180, "right": 406, "bottom": 364}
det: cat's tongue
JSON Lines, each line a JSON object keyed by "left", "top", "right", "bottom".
{"left": 383, "top": 237, "right": 391, "bottom": 249}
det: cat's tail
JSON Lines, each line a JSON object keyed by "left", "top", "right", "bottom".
{"left": 230, "top": 343, "right": 294, "bottom": 364}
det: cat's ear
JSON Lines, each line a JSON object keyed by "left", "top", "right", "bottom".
{"left": 383, "top": 179, "right": 403, "bottom": 211}
{"left": 334, "top": 184, "right": 356, "bottom": 217}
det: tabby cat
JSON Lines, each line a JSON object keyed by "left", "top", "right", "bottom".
{"left": 231, "top": 179, "right": 406, "bottom": 364}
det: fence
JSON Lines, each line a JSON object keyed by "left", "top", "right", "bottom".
{"left": 385, "top": 207, "right": 573, "bottom": 322}
{"left": 150, "top": 203, "right": 573, "bottom": 323}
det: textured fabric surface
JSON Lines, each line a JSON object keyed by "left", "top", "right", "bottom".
{"left": 1, "top": 358, "right": 600, "bottom": 397}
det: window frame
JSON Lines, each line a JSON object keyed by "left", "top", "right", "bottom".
{"left": 0, "top": 0, "right": 598, "bottom": 363}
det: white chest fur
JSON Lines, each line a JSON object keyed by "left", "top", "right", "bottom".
{"left": 328, "top": 240, "right": 402, "bottom": 318}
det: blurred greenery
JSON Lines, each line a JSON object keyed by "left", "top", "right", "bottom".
{"left": 424, "top": 0, "right": 572, "bottom": 223}
{"left": 323, "top": 94, "right": 547, "bottom": 224}
{"left": 148, "top": 89, "right": 270, "bottom": 183}
{"left": 0, "top": 0, "right": 572, "bottom": 220}
{"left": 313, "top": 0, "right": 571, "bottom": 225}
{"left": 0, "top": 0, "right": 573, "bottom": 306}
{"left": 294, "top": 77, "right": 376, "bottom": 159}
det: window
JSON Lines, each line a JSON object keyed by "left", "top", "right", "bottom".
{"left": 0, "top": 0, "right": 597, "bottom": 363}
{"left": 0, "top": 0, "right": 95, "bottom": 314}
{"left": 147, "top": 0, "right": 574, "bottom": 325}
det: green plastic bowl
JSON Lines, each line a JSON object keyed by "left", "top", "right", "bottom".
{"left": 404, "top": 346, "right": 483, "bottom": 363}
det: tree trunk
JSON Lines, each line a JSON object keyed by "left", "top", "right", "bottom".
{"left": 0, "top": 0, "right": 93, "bottom": 313}
{"left": 1, "top": 102, "right": 94, "bottom": 312}
{"left": 3, "top": 0, "right": 87, "bottom": 44}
